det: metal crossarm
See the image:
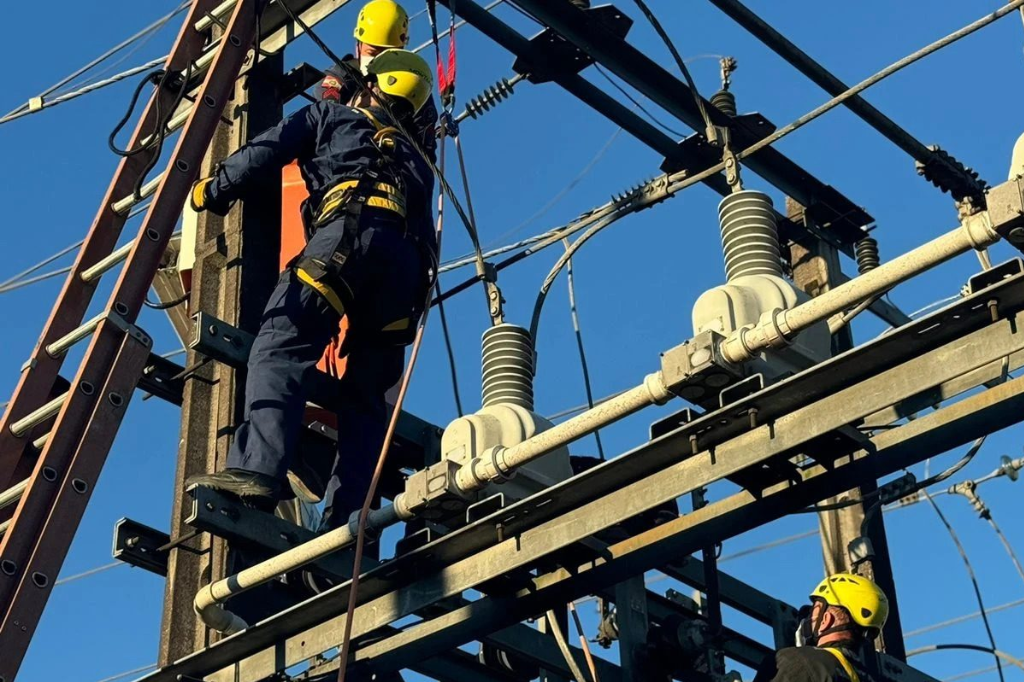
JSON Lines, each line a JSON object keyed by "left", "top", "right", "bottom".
{"left": 0, "top": 1, "right": 259, "bottom": 678}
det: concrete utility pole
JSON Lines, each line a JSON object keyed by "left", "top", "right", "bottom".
{"left": 785, "top": 198, "right": 906, "bottom": 660}
{"left": 158, "top": 51, "right": 284, "bottom": 665}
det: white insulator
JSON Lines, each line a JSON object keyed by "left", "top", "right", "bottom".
{"left": 718, "top": 190, "right": 783, "bottom": 281}
{"left": 481, "top": 324, "right": 535, "bottom": 411}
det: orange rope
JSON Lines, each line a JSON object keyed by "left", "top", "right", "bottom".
{"left": 336, "top": 132, "right": 448, "bottom": 682}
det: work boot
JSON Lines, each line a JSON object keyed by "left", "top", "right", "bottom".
{"left": 186, "top": 468, "right": 281, "bottom": 512}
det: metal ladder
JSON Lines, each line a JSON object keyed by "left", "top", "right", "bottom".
{"left": 0, "top": 1, "right": 257, "bottom": 678}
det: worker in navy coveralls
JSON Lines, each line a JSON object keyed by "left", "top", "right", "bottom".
{"left": 187, "top": 49, "right": 436, "bottom": 532}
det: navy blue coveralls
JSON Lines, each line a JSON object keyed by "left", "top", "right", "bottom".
{"left": 204, "top": 100, "right": 436, "bottom": 529}
{"left": 316, "top": 60, "right": 439, "bottom": 162}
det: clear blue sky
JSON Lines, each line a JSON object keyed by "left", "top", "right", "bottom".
{"left": 2, "top": 1, "right": 1023, "bottom": 681}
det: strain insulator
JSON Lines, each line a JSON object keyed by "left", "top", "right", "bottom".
{"left": 855, "top": 236, "right": 880, "bottom": 274}
{"left": 710, "top": 89, "right": 737, "bottom": 117}
{"left": 463, "top": 77, "right": 519, "bottom": 120}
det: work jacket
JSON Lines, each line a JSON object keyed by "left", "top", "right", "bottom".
{"left": 753, "top": 646, "right": 863, "bottom": 682}
{"left": 204, "top": 100, "right": 437, "bottom": 254}
{"left": 316, "top": 59, "right": 440, "bottom": 162}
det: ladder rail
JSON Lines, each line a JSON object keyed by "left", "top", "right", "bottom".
{"left": 0, "top": 324, "right": 153, "bottom": 679}
{"left": 0, "top": 2, "right": 259, "bottom": 678}
{"left": 0, "top": 0, "right": 220, "bottom": 492}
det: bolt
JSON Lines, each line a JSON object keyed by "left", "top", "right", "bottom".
{"left": 208, "top": 325, "right": 218, "bottom": 336}
{"left": 205, "top": 502, "right": 215, "bottom": 512}
{"left": 748, "top": 408, "right": 758, "bottom": 429}
{"left": 1007, "top": 227, "right": 1024, "bottom": 246}
{"left": 988, "top": 299, "right": 1000, "bottom": 322}
{"left": 126, "top": 536, "right": 139, "bottom": 548}
{"left": 690, "top": 434, "right": 699, "bottom": 456}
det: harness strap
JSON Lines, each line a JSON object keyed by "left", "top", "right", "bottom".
{"left": 821, "top": 648, "right": 860, "bottom": 682}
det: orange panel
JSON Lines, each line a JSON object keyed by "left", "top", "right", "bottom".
{"left": 282, "top": 162, "right": 348, "bottom": 378}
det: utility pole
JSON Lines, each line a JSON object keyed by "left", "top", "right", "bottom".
{"left": 785, "top": 199, "right": 906, "bottom": 660}
{"left": 158, "top": 51, "right": 284, "bottom": 665}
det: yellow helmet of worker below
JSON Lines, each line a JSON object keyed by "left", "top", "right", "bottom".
{"left": 354, "top": 0, "right": 409, "bottom": 48}
{"left": 368, "top": 49, "right": 433, "bottom": 114}
{"left": 811, "top": 573, "right": 889, "bottom": 632}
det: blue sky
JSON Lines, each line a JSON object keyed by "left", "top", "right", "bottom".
{"left": 2, "top": 1, "right": 1024, "bottom": 681}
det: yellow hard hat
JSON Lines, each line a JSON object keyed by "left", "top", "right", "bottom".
{"left": 367, "top": 49, "right": 433, "bottom": 114}
{"left": 354, "top": 0, "right": 409, "bottom": 48}
{"left": 811, "top": 573, "right": 889, "bottom": 632}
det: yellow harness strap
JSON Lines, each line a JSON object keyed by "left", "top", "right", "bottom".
{"left": 318, "top": 179, "right": 406, "bottom": 218}
{"left": 822, "top": 648, "right": 860, "bottom": 682}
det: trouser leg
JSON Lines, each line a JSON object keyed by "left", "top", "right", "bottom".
{"left": 227, "top": 269, "right": 340, "bottom": 480}
{"left": 320, "top": 344, "right": 405, "bottom": 530}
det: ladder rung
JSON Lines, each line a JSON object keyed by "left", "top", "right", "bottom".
{"left": 81, "top": 243, "right": 134, "bottom": 283}
{"left": 196, "top": 1, "right": 237, "bottom": 32}
{"left": 31, "top": 432, "right": 49, "bottom": 452}
{"left": 9, "top": 393, "right": 67, "bottom": 438}
{"left": 0, "top": 479, "right": 28, "bottom": 511}
{"left": 0, "top": 519, "right": 9, "bottom": 538}
{"left": 112, "top": 174, "right": 164, "bottom": 216}
{"left": 45, "top": 313, "right": 105, "bottom": 357}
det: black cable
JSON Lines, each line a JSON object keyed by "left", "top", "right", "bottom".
{"left": 629, "top": 0, "right": 713, "bottom": 130}
{"left": 920, "top": 490, "right": 1005, "bottom": 682}
{"left": 144, "top": 292, "right": 189, "bottom": 310}
{"left": 563, "top": 239, "right": 604, "bottom": 459}
{"left": 108, "top": 68, "right": 167, "bottom": 157}
{"left": 132, "top": 60, "right": 194, "bottom": 201}
{"left": 434, "top": 282, "right": 464, "bottom": 416}
{"left": 796, "top": 436, "right": 985, "bottom": 515}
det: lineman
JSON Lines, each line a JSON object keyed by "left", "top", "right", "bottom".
{"left": 317, "top": 0, "right": 439, "bottom": 160}
{"left": 753, "top": 574, "right": 889, "bottom": 682}
{"left": 187, "top": 49, "right": 436, "bottom": 531}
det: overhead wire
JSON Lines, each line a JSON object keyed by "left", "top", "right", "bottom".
{"left": 54, "top": 561, "right": 124, "bottom": 586}
{"left": 563, "top": 239, "right": 605, "bottom": 460}
{"left": 593, "top": 65, "right": 685, "bottom": 137}
{"left": 920, "top": 489, "right": 1005, "bottom": 682}
{"left": 628, "top": 0, "right": 714, "bottom": 131}
{"left": 0, "top": 0, "right": 188, "bottom": 122}
{"left": 92, "top": 663, "right": 159, "bottom": 682}
{"left": 908, "top": 644, "right": 1024, "bottom": 674}
{"left": 455, "top": 0, "right": 1024, "bottom": 326}
{"left": 906, "top": 598, "right": 1024, "bottom": 639}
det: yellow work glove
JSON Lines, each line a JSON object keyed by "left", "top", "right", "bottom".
{"left": 190, "top": 177, "right": 214, "bottom": 212}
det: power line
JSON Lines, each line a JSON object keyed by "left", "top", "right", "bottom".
{"left": 920, "top": 490, "right": 1006, "bottom": 682}
{"left": 594, "top": 65, "right": 686, "bottom": 138}
{"left": 1, "top": 1, "right": 187, "bottom": 122}
{"left": 93, "top": 663, "right": 158, "bottom": 682}
{"left": 908, "top": 645, "right": 1024, "bottom": 674}
{"left": 906, "top": 598, "right": 1024, "bottom": 639}
{"left": 563, "top": 239, "right": 605, "bottom": 460}
{"left": 54, "top": 561, "right": 124, "bottom": 586}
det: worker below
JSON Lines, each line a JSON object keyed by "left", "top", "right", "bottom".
{"left": 186, "top": 49, "right": 436, "bottom": 532}
{"left": 753, "top": 573, "right": 890, "bottom": 682}
{"left": 317, "top": 0, "right": 439, "bottom": 161}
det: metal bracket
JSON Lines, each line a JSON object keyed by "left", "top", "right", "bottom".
{"left": 138, "top": 353, "right": 186, "bottom": 406}
{"left": 186, "top": 485, "right": 363, "bottom": 582}
{"left": 112, "top": 518, "right": 171, "bottom": 577}
{"left": 513, "top": 6, "right": 632, "bottom": 83}
{"left": 189, "top": 311, "right": 253, "bottom": 366}
{"left": 968, "top": 258, "right": 1023, "bottom": 295}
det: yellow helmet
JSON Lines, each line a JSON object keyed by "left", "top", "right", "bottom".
{"left": 811, "top": 573, "right": 889, "bottom": 632}
{"left": 353, "top": 0, "right": 409, "bottom": 48}
{"left": 367, "top": 49, "right": 433, "bottom": 114}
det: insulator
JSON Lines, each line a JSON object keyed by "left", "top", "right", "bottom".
{"left": 718, "top": 190, "right": 783, "bottom": 281}
{"left": 855, "top": 236, "right": 880, "bottom": 274}
{"left": 463, "top": 77, "right": 518, "bottom": 120}
{"left": 481, "top": 324, "right": 535, "bottom": 410}
{"left": 710, "top": 89, "right": 737, "bottom": 117}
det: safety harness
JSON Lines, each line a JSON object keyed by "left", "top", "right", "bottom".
{"left": 294, "top": 106, "right": 428, "bottom": 347}
{"left": 821, "top": 647, "right": 861, "bottom": 682}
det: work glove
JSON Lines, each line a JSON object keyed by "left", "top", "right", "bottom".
{"left": 190, "top": 177, "right": 214, "bottom": 212}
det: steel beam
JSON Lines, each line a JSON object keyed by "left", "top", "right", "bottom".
{"left": 434, "top": 0, "right": 852, "bottom": 256}
{"left": 282, "top": 373, "right": 1024, "bottom": 682}
{"left": 704, "top": 0, "right": 985, "bottom": 202}
{"left": 507, "top": 0, "right": 873, "bottom": 243}
{"left": 138, "top": 276, "right": 1024, "bottom": 681}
